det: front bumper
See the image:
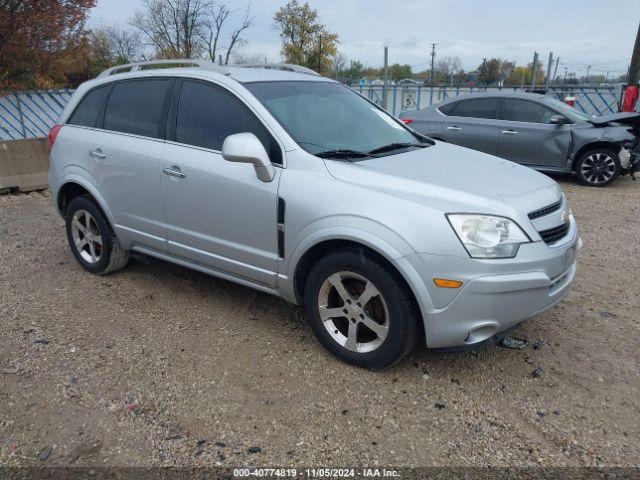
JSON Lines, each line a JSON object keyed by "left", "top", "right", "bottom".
{"left": 400, "top": 217, "right": 580, "bottom": 348}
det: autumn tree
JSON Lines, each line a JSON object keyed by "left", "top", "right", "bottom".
{"left": 0, "top": 0, "right": 96, "bottom": 91}
{"left": 273, "top": 0, "right": 338, "bottom": 74}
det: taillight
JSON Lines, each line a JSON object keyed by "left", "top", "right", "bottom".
{"left": 401, "top": 118, "right": 413, "bottom": 125}
{"left": 48, "top": 125, "right": 62, "bottom": 152}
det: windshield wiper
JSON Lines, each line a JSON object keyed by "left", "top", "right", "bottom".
{"left": 367, "top": 142, "right": 430, "bottom": 155}
{"left": 314, "top": 149, "right": 375, "bottom": 160}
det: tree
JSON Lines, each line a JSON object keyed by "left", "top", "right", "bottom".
{"left": 88, "top": 24, "right": 143, "bottom": 76}
{"left": 388, "top": 64, "right": 412, "bottom": 81}
{"left": 0, "top": 0, "right": 96, "bottom": 91}
{"left": 132, "top": 0, "right": 209, "bottom": 58}
{"left": 435, "top": 55, "right": 462, "bottom": 84}
{"left": 223, "top": 4, "right": 253, "bottom": 65}
{"left": 273, "top": 0, "right": 338, "bottom": 74}
{"left": 331, "top": 51, "right": 347, "bottom": 78}
{"left": 132, "top": 0, "right": 253, "bottom": 64}
{"left": 200, "top": 2, "right": 230, "bottom": 62}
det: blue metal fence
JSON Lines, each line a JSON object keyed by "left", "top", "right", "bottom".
{"left": 0, "top": 85, "right": 622, "bottom": 141}
{"left": 357, "top": 84, "right": 622, "bottom": 117}
{"left": 0, "top": 90, "right": 73, "bottom": 141}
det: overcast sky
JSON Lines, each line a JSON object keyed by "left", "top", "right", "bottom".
{"left": 89, "top": 0, "right": 639, "bottom": 76}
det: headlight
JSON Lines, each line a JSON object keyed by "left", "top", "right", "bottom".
{"left": 447, "top": 214, "right": 530, "bottom": 259}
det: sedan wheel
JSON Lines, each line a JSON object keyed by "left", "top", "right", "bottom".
{"left": 576, "top": 149, "right": 620, "bottom": 187}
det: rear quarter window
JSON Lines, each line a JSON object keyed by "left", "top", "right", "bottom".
{"left": 438, "top": 102, "right": 457, "bottom": 115}
{"left": 67, "top": 85, "right": 111, "bottom": 128}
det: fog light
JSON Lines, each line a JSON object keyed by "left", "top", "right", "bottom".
{"left": 433, "top": 278, "right": 463, "bottom": 288}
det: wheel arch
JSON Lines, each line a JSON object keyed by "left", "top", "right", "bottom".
{"left": 56, "top": 176, "right": 116, "bottom": 228}
{"left": 571, "top": 141, "right": 621, "bottom": 171}
{"left": 289, "top": 236, "right": 429, "bottom": 345}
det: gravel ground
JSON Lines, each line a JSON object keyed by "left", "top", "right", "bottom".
{"left": 0, "top": 175, "right": 639, "bottom": 469}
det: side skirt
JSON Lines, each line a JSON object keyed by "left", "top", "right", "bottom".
{"left": 130, "top": 244, "right": 283, "bottom": 298}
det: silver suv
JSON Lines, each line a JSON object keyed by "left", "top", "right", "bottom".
{"left": 48, "top": 60, "right": 581, "bottom": 368}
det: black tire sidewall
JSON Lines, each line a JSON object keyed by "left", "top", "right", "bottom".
{"left": 65, "top": 197, "right": 113, "bottom": 274}
{"left": 304, "top": 251, "right": 416, "bottom": 369}
{"left": 576, "top": 148, "right": 620, "bottom": 187}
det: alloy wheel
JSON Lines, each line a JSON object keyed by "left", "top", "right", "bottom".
{"left": 71, "top": 209, "right": 103, "bottom": 264}
{"left": 581, "top": 152, "right": 617, "bottom": 185}
{"left": 317, "top": 271, "right": 390, "bottom": 353}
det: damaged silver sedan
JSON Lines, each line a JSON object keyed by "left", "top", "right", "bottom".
{"left": 401, "top": 92, "right": 640, "bottom": 186}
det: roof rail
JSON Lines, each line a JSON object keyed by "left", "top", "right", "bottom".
{"left": 236, "top": 63, "right": 320, "bottom": 76}
{"left": 97, "top": 59, "right": 230, "bottom": 78}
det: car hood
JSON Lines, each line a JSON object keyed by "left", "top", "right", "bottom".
{"left": 590, "top": 112, "right": 640, "bottom": 128}
{"left": 323, "top": 142, "right": 563, "bottom": 215}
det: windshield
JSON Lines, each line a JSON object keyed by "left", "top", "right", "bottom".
{"left": 543, "top": 97, "right": 592, "bottom": 123}
{"left": 245, "top": 81, "right": 424, "bottom": 158}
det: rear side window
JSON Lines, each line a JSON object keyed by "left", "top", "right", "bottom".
{"left": 175, "top": 80, "right": 281, "bottom": 164}
{"left": 501, "top": 99, "right": 556, "bottom": 123}
{"left": 104, "top": 79, "right": 171, "bottom": 138}
{"left": 68, "top": 86, "right": 110, "bottom": 128}
{"left": 450, "top": 98, "right": 498, "bottom": 119}
{"left": 438, "top": 102, "right": 457, "bottom": 115}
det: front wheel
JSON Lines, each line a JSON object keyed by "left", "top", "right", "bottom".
{"left": 303, "top": 248, "right": 419, "bottom": 369}
{"left": 575, "top": 148, "right": 620, "bottom": 187}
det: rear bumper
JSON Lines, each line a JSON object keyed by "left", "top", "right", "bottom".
{"left": 400, "top": 218, "right": 580, "bottom": 348}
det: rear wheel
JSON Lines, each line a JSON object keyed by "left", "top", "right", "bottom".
{"left": 575, "top": 148, "right": 620, "bottom": 186}
{"left": 65, "top": 196, "right": 129, "bottom": 274}
{"left": 303, "top": 248, "right": 419, "bottom": 369}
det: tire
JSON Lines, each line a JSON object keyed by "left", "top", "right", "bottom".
{"left": 575, "top": 148, "right": 620, "bottom": 187}
{"left": 303, "top": 248, "right": 419, "bottom": 369}
{"left": 65, "top": 196, "right": 129, "bottom": 275}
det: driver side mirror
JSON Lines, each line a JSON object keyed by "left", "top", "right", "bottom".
{"left": 549, "top": 115, "right": 567, "bottom": 125}
{"left": 222, "top": 132, "right": 275, "bottom": 182}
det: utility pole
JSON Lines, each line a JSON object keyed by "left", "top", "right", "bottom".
{"left": 318, "top": 34, "right": 322, "bottom": 75}
{"left": 553, "top": 57, "right": 560, "bottom": 84}
{"left": 531, "top": 51, "right": 538, "bottom": 89}
{"left": 586, "top": 65, "right": 591, "bottom": 84}
{"left": 382, "top": 46, "right": 389, "bottom": 109}
{"left": 545, "top": 52, "right": 553, "bottom": 91}
{"left": 628, "top": 21, "right": 640, "bottom": 85}
{"left": 429, "top": 43, "right": 437, "bottom": 106}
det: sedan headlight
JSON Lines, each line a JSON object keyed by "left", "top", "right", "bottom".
{"left": 447, "top": 214, "right": 530, "bottom": 259}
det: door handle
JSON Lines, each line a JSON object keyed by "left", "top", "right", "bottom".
{"left": 89, "top": 150, "right": 106, "bottom": 160}
{"left": 501, "top": 129, "right": 519, "bottom": 135}
{"left": 163, "top": 166, "right": 186, "bottom": 178}
{"left": 446, "top": 126, "right": 462, "bottom": 131}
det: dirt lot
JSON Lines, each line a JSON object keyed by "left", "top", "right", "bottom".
{"left": 0, "top": 175, "right": 639, "bottom": 469}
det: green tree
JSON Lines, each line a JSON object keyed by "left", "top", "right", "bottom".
{"left": 388, "top": 63, "right": 413, "bottom": 81}
{"left": 273, "top": 0, "right": 338, "bottom": 75}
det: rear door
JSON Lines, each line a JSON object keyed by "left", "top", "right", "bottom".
{"left": 442, "top": 97, "right": 500, "bottom": 155}
{"left": 497, "top": 98, "right": 571, "bottom": 168}
{"left": 69, "top": 78, "right": 173, "bottom": 251}
{"left": 159, "top": 79, "right": 282, "bottom": 287}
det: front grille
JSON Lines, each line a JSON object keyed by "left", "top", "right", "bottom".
{"left": 528, "top": 200, "right": 562, "bottom": 220}
{"left": 539, "top": 222, "right": 570, "bottom": 244}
